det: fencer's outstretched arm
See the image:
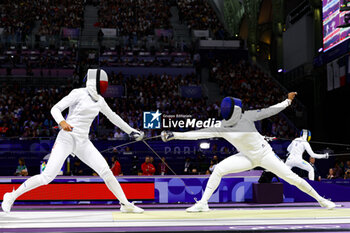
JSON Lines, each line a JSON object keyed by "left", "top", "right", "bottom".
{"left": 51, "top": 89, "right": 79, "bottom": 124}
{"left": 244, "top": 92, "right": 297, "bottom": 121}
{"left": 100, "top": 98, "right": 138, "bottom": 135}
{"left": 244, "top": 99, "right": 291, "bottom": 121}
{"left": 304, "top": 142, "right": 328, "bottom": 159}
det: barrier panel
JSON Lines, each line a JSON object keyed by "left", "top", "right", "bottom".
{"left": 1, "top": 175, "right": 349, "bottom": 204}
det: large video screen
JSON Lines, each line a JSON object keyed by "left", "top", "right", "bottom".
{"left": 323, "top": 0, "right": 350, "bottom": 52}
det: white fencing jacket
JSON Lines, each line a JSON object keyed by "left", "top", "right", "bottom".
{"left": 174, "top": 99, "right": 291, "bottom": 160}
{"left": 287, "top": 137, "right": 327, "bottom": 160}
{"left": 51, "top": 88, "right": 137, "bottom": 138}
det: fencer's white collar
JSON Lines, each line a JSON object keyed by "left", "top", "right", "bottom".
{"left": 87, "top": 86, "right": 99, "bottom": 101}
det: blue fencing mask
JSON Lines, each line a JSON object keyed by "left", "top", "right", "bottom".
{"left": 221, "top": 97, "right": 243, "bottom": 127}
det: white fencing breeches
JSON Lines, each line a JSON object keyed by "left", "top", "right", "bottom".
{"left": 12, "top": 130, "right": 129, "bottom": 205}
{"left": 201, "top": 151, "right": 323, "bottom": 203}
{"left": 285, "top": 157, "right": 315, "bottom": 180}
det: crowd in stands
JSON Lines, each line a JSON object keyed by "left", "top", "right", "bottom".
{"left": 0, "top": 71, "right": 212, "bottom": 139}
{"left": 95, "top": 71, "right": 215, "bottom": 139}
{"left": 0, "top": 46, "right": 78, "bottom": 72}
{"left": 98, "top": 0, "right": 171, "bottom": 37}
{"left": 177, "top": 0, "right": 228, "bottom": 39}
{"left": 0, "top": 60, "right": 300, "bottom": 141}
{"left": 99, "top": 49, "right": 193, "bottom": 67}
{"left": 1, "top": 0, "right": 83, "bottom": 45}
{"left": 37, "top": 0, "right": 83, "bottom": 36}
{"left": 209, "top": 59, "right": 298, "bottom": 138}
{"left": 0, "top": 85, "right": 70, "bottom": 138}
{"left": 0, "top": 0, "right": 317, "bottom": 178}
{"left": 327, "top": 160, "right": 350, "bottom": 179}
{"left": 0, "top": 1, "right": 37, "bottom": 43}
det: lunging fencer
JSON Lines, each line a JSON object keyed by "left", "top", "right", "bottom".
{"left": 285, "top": 129, "right": 329, "bottom": 180}
{"left": 2, "top": 69, "right": 144, "bottom": 213}
{"left": 161, "top": 92, "right": 336, "bottom": 212}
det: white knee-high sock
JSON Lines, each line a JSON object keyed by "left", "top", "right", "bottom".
{"left": 12, "top": 175, "right": 45, "bottom": 199}
{"left": 103, "top": 173, "right": 129, "bottom": 205}
{"left": 201, "top": 170, "right": 222, "bottom": 203}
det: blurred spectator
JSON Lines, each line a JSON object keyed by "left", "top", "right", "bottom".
{"left": 344, "top": 168, "right": 350, "bottom": 179}
{"left": 190, "top": 168, "right": 198, "bottom": 175}
{"left": 183, "top": 157, "right": 192, "bottom": 174}
{"left": 141, "top": 156, "right": 155, "bottom": 175}
{"left": 14, "top": 158, "right": 28, "bottom": 176}
{"left": 344, "top": 160, "right": 350, "bottom": 170}
{"left": 194, "top": 153, "right": 206, "bottom": 175}
{"left": 211, "top": 144, "right": 218, "bottom": 154}
{"left": 212, "top": 155, "right": 219, "bottom": 164}
{"left": 157, "top": 157, "right": 168, "bottom": 175}
{"left": 309, "top": 157, "right": 321, "bottom": 181}
{"left": 344, "top": 161, "right": 350, "bottom": 179}
{"left": 114, "top": 128, "right": 126, "bottom": 140}
{"left": 327, "top": 168, "right": 335, "bottom": 180}
{"left": 122, "top": 146, "right": 133, "bottom": 156}
{"left": 130, "top": 155, "right": 139, "bottom": 175}
{"left": 111, "top": 156, "right": 122, "bottom": 176}
{"left": 207, "top": 155, "right": 219, "bottom": 174}
{"left": 71, "top": 159, "right": 85, "bottom": 175}
{"left": 207, "top": 160, "right": 215, "bottom": 174}
{"left": 107, "top": 132, "right": 115, "bottom": 140}
{"left": 333, "top": 162, "right": 344, "bottom": 178}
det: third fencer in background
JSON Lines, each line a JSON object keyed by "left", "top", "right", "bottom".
{"left": 285, "top": 129, "right": 329, "bottom": 180}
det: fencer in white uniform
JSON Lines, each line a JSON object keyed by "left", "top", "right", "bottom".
{"left": 161, "top": 92, "right": 336, "bottom": 211}
{"left": 285, "top": 129, "right": 329, "bottom": 180}
{"left": 2, "top": 69, "right": 144, "bottom": 213}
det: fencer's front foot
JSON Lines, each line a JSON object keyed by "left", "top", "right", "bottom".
{"left": 186, "top": 201, "right": 210, "bottom": 212}
{"left": 161, "top": 131, "right": 175, "bottom": 142}
{"left": 319, "top": 198, "right": 337, "bottom": 210}
{"left": 1, "top": 192, "right": 15, "bottom": 213}
{"left": 120, "top": 202, "right": 144, "bottom": 213}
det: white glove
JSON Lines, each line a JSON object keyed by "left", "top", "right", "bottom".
{"left": 324, "top": 153, "right": 329, "bottom": 159}
{"left": 130, "top": 131, "right": 144, "bottom": 141}
{"left": 161, "top": 131, "right": 175, "bottom": 142}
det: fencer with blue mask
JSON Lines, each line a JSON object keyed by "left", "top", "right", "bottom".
{"left": 285, "top": 129, "right": 329, "bottom": 180}
{"left": 161, "top": 92, "right": 336, "bottom": 211}
{"left": 2, "top": 69, "right": 144, "bottom": 213}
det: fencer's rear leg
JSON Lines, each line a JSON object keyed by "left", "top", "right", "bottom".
{"left": 260, "top": 153, "right": 337, "bottom": 209}
{"left": 2, "top": 132, "right": 72, "bottom": 213}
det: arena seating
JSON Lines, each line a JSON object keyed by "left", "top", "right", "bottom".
{"left": 209, "top": 58, "right": 299, "bottom": 138}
